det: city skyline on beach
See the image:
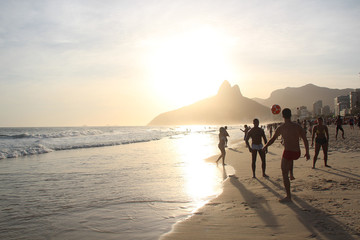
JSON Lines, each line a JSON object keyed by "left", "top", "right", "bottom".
{"left": 0, "top": 0, "right": 359, "bottom": 127}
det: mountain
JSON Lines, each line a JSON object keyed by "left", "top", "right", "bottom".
{"left": 252, "top": 84, "right": 354, "bottom": 111}
{"left": 148, "top": 81, "right": 272, "bottom": 126}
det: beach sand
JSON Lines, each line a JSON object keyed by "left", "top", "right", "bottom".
{"left": 161, "top": 125, "right": 360, "bottom": 240}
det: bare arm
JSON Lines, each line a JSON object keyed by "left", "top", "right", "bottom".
{"left": 325, "top": 126, "right": 329, "bottom": 142}
{"left": 245, "top": 129, "right": 252, "bottom": 151}
{"left": 262, "top": 130, "right": 268, "bottom": 153}
{"left": 262, "top": 130, "right": 268, "bottom": 145}
{"left": 263, "top": 127, "right": 281, "bottom": 149}
{"left": 311, "top": 125, "right": 317, "bottom": 146}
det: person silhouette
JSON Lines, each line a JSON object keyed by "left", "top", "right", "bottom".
{"left": 245, "top": 119, "right": 268, "bottom": 178}
{"left": 263, "top": 108, "right": 310, "bottom": 203}
{"left": 335, "top": 115, "right": 345, "bottom": 140}
{"left": 311, "top": 117, "right": 330, "bottom": 168}
{"left": 240, "top": 125, "right": 251, "bottom": 141}
{"left": 216, "top": 127, "right": 227, "bottom": 166}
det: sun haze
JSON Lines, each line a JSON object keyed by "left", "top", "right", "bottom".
{"left": 0, "top": 1, "right": 359, "bottom": 126}
{"left": 145, "top": 26, "right": 236, "bottom": 108}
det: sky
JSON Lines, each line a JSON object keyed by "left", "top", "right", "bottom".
{"left": 0, "top": 0, "right": 359, "bottom": 127}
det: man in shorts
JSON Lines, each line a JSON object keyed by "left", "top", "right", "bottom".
{"left": 335, "top": 115, "right": 345, "bottom": 140}
{"left": 263, "top": 108, "right": 310, "bottom": 203}
{"left": 245, "top": 118, "right": 268, "bottom": 178}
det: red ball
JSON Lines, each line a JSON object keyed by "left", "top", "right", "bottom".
{"left": 271, "top": 104, "right": 281, "bottom": 114}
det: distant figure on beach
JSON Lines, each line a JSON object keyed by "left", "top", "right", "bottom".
{"left": 302, "top": 120, "right": 308, "bottom": 137}
{"left": 308, "top": 120, "right": 313, "bottom": 135}
{"left": 216, "top": 127, "right": 227, "bottom": 166}
{"left": 240, "top": 125, "right": 251, "bottom": 140}
{"left": 335, "top": 115, "right": 345, "bottom": 140}
{"left": 263, "top": 108, "right": 310, "bottom": 203}
{"left": 269, "top": 125, "right": 273, "bottom": 138}
{"left": 245, "top": 119, "right": 268, "bottom": 178}
{"left": 224, "top": 126, "right": 230, "bottom": 147}
{"left": 311, "top": 117, "right": 330, "bottom": 168}
{"left": 349, "top": 118, "right": 354, "bottom": 130}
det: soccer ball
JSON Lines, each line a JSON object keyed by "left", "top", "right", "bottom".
{"left": 271, "top": 104, "right": 281, "bottom": 115}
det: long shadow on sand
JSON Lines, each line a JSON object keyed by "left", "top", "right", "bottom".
{"left": 229, "top": 176, "right": 280, "bottom": 229}
{"left": 228, "top": 148, "right": 243, "bottom": 153}
{"left": 257, "top": 178, "right": 357, "bottom": 240}
{"left": 331, "top": 167, "right": 360, "bottom": 178}
{"left": 315, "top": 168, "right": 360, "bottom": 182}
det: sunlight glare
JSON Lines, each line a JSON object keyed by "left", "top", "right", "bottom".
{"left": 146, "top": 26, "right": 236, "bottom": 108}
{"left": 171, "top": 129, "right": 221, "bottom": 207}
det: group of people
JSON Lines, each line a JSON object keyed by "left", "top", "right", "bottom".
{"left": 216, "top": 108, "right": 337, "bottom": 203}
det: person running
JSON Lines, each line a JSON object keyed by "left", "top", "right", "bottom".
{"left": 311, "top": 117, "right": 330, "bottom": 168}
{"left": 335, "top": 115, "right": 345, "bottom": 140}
{"left": 245, "top": 118, "right": 268, "bottom": 178}
{"left": 216, "top": 127, "right": 227, "bottom": 166}
{"left": 263, "top": 108, "right": 310, "bottom": 203}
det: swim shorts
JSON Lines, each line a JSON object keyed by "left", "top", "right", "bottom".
{"left": 251, "top": 144, "right": 263, "bottom": 151}
{"left": 282, "top": 150, "right": 301, "bottom": 161}
{"left": 315, "top": 138, "right": 327, "bottom": 145}
{"left": 336, "top": 125, "right": 344, "bottom": 131}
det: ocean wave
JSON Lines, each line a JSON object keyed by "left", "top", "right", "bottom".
{"left": 0, "top": 126, "right": 220, "bottom": 160}
{"left": 0, "top": 138, "right": 162, "bottom": 159}
{"left": 0, "top": 133, "right": 32, "bottom": 139}
{"left": 51, "top": 138, "right": 162, "bottom": 151}
{"left": 0, "top": 129, "right": 104, "bottom": 139}
{"left": 0, "top": 144, "right": 54, "bottom": 159}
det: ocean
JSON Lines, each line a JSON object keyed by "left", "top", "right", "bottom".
{"left": 0, "top": 126, "right": 242, "bottom": 240}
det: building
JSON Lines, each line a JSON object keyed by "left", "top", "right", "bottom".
{"left": 350, "top": 89, "right": 360, "bottom": 114}
{"left": 313, "top": 100, "right": 322, "bottom": 117}
{"left": 334, "top": 95, "right": 350, "bottom": 116}
{"left": 296, "top": 106, "right": 310, "bottom": 119}
{"left": 321, "top": 105, "right": 331, "bottom": 116}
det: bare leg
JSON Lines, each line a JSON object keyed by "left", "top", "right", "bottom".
{"left": 259, "top": 150, "right": 268, "bottom": 177}
{"left": 251, "top": 150, "right": 257, "bottom": 178}
{"left": 216, "top": 147, "right": 225, "bottom": 166}
{"left": 335, "top": 129, "right": 338, "bottom": 140}
{"left": 280, "top": 157, "right": 292, "bottom": 202}
{"left": 313, "top": 143, "right": 321, "bottom": 169}
{"left": 289, "top": 160, "right": 295, "bottom": 180}
{"left": 222, "top": 150, "right": 226, "bottom": 166}
{"left": 323, "top": 144, "right": 330, "bottom": 167}
{"left": 216, "top": 155, "right": 222, "bottom": 165}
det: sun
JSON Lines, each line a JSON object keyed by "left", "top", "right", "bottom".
{"left": 146, "top": 26, "right": 235, "bottom": 108}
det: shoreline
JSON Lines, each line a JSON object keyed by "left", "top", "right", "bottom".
{"left": 160, "top": 125, "right": 360, "bottom": 239}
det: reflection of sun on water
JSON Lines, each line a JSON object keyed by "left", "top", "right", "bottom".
{"left": 146, "top": 26, "right": 236, "bottom": 108}
{"left": 172, "top": 129, "right": 222, "bottom": 209}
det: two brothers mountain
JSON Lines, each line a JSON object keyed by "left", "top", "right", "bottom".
{"left": 148, "top": 80, "right": 353, "bottom": 126}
